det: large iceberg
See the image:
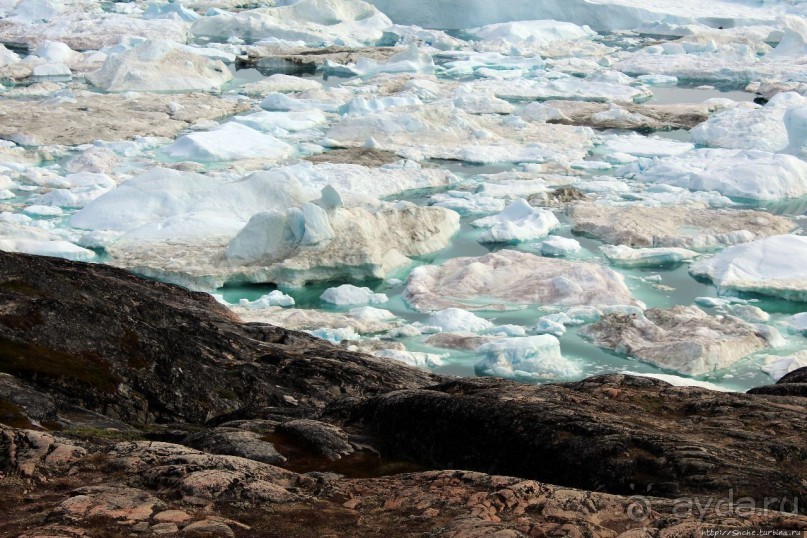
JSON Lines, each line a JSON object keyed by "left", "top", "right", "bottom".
{"left": 366, "top": 0, "right": 783, "bottom": 32}
{"left": 191, "top": 0, "right": 392, "bottom": 46}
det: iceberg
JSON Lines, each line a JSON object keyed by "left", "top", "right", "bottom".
{"left": 321, "top": 284, "right": 388, "bottom": 306}
{"left": 191, "top": 0, "right": 392, "bottom": 46}
{"left": 474, "top": 335, "right": 581, "bottom": 380}
{"left": 690, "top": 235, "right": 807, "bottom": 301}
{"left": 580, "top": 306, "right": 772, "bottom": 375}
{"left": 467, "top": 20, "right": 595, "bottom": 45}
{"left": 405, "top": 249, "right": 637, "bottom": 311}
{"left": 163, "top": 123, "right": 296, "bottom": 163}
{"left": 425, "top": 308, "right": 494, "bottom": 333}
{"left": 87, "top": 40, "right": 232, "bottom": 93}
{"left": 626, "top": 149, "right": 807, "bottom": 201}
{"left": 600, "top": 245, "right": 699, "bottom": 267}
{"left": 366, "top": 0, "right": 782, "bottom": 32}
{"left": 472, "top": 198, "right": 560, "bottom": 243}
{"left": 539, "top": 236, "right": 582, "bottom": 257}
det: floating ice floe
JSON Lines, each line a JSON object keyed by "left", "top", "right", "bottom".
{"left": 307, "top": 327, "right": 361, "bottom": 343}
{"left": 761, "top": 351, "right": 807, "bottom": 381}
{"left": 0, "top": 44, "right": 20, "bottom": 66}
{"left": 472, "top": 198, "right": 560, "bottom": 243}
{"left": 452, "top": 88, "right": 514, "bottom": 115}
{"left": 425, "top": 308, "right": 494, "bottom": 333}
{"left": 429, "top": 191, "right": 508, "bottom": 214}
{"left": 539, "top": 236, "right": 581, "bottom": 257}
{"left": 229, "top": 110, "right": 328, "bottom": 133}
{"left": 374, "top": 349, "right": 445, "bottom": 368}
{"left": 534, "top": 313, "right": 572, "bottom": 336}
{"left": 340, "top": 94, "right": 424, "bottom": 116}
{"left": 366, "top": 0, "right": 783, "bottom": 33}
{"left": 324, "top": 101, "right": 594, "bottom": 163}
{"left": 568, "top": 202, "right": 793, "bottom": 249}
{"left": 467, "top": 20, "right": 595, "bottom": 46}
{"left": 0, "top": 9, "right": 189, "bottom": 51}
{"left": 321, "top": 284, "right": 389, "bottom": 306}
{"left": 69, "top": 167, "right": 460, "bottom": 288}
{"left": 87, "top": 40, "right": 232, "bottom": 92}
{"left": 0, "top": 238, "right": 96, "bottom": 261}
{"left": 238, "top": 290, "right": 296, "bottom": 308}
{"left": 690, "top": 234, "right": 807, "bottom": 301}
{"left": 785, "top": 104, "right": 807, "bottom": 158}
{"left": 474, "top": 334, "right": 581, "bottom": 380}
{"left": 404, "top": 249, "right": 637, "bottom": 311}
{"left": 624, "top": 148, "right": 807, "bottom": 201}
{"left": 467, "top": 75, "right": 652, "bottom": 104}
{"left": 625, "top": 17, "right": 807, "bottom": 84}
{"left": 600, "top": 245, "right": 699, "bottom": 267}
{"left": 241, "top": 74, "right": 323, "bottom": 96}
{"left": 599, "top": 133, "right": 695, "bottom": 158}
{"left": 233, "top": 305, "right": 398, "bottom": 334}
{"left": 163, "top": 123, "right": 296, "bottom": 163}
{"left": 261, "top": 91, "right": 347, "bottom": 113}
{"left": 324, "top": 44, "right": 435, "bottom": 78}
{"left": 580, "top": 305, "right": 774, "bottom": 375}
{"left": 191, "top": 0, "right": 392, "bottom": 46}
{"left": 691, "top": 92, "right": 807, "bottom": 152}
{"left": 783, "top": 312, "right": 807, "bottom": 334}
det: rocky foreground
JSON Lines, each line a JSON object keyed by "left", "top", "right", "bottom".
{"left": 0, "top": 252, "right": 805, "bottom": 537}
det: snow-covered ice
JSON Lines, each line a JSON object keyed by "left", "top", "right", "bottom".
{"left": 321, "top": 284, "right": 389, "bottom": 306}
{"left": 690, "top": 235, "right": 807, "bottom": 301}
{"left": 472, "top": 198, "right": 560, "bottom": 243}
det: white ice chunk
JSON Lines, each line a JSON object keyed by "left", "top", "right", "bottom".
{"left": 475, "top": 335, "right": 580, "bottom": 380}
{"left": 239, "top": 290, "right": 296, "bottom": 308}
{"left": 540, "top": 236, "right": 581, "bottom": 257}
{"left": 760, "top": 350, "right": 807, "bottom": 382}
{"left": 87, "top": 39, "right": 232, "bottom": 92}
{"left": 690, "top": 235, "right": 807, "bottom": 301}
{"left": 0, "top": 238, "right": 95, "bottom": 261}
{"left": 628, "top": 148, "right": 807, "bottom": 200}
{"left": 600, "top": 245, "right": 698, "bottom": 267}
{"left": 320, "top": 284, "right": 389, "bottom": 305}
{"left": 426, "top": 308, "right": 494, "bottom": 333}
{"left": 472, "top": 198, "right": 560, "bottom": 243}
{"left": 163, "top": 123, "right": 295, "bottom": 163}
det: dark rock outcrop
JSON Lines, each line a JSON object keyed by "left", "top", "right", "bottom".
{"left": 780, "top": 367, "right": 807, "bottom": 384}
{"left": 349, "top": 376, "right": 807, "bottom": 508}
{"left": 276, "top": 419, "right": 354, "bottom": 460}
{"left": 747, "top": 366, "right": 807, "bottom": 397}
{"left": 0, "top": 252, "right": 438, "bottom": 425}
{"left": 183, "top": 428, "right": 287, "bottom": 465}
{"left": 0, "top": 251, "right": 805, "bottom": 536}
